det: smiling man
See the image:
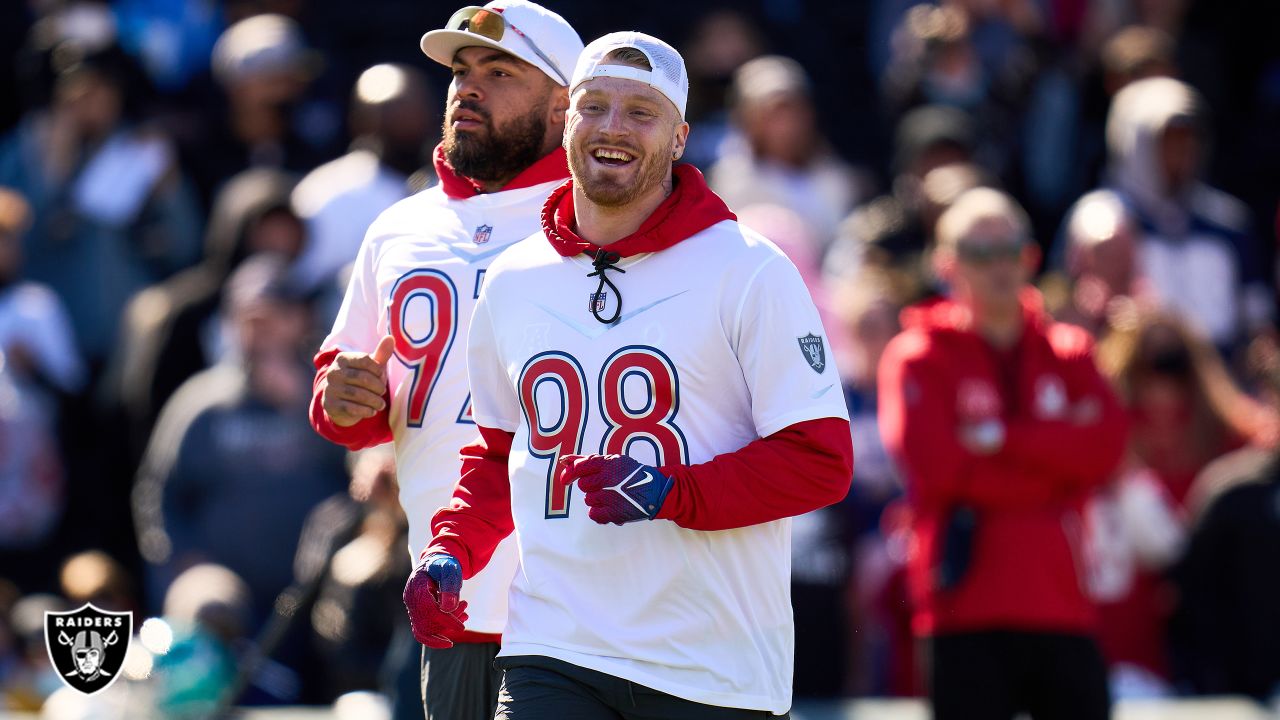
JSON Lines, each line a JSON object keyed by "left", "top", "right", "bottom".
{"left": 402, "top": 32, "right": 854, "bottom": 718}
{"left": 307, "top": 3, "right": 582, "bottom": 719}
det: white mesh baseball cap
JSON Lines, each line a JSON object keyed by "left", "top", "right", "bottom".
{"left": 571, "top": 32, "right": 689, "bottom": 118}
{"left": 420, "top": 1, "right": 583, "bottom": 87}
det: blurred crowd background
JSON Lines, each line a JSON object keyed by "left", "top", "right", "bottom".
{"left": 1, "top": 0, "right": 1279, "bottom": 716}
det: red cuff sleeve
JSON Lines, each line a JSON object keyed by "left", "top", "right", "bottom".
{"left": 309, "top": 347, "right": 393, "bottom": 451}
{"left": 426, "top": 425, "right": 516, "bottom": 578}
{"left": 655, "top": 417, "right": 853, "bottom": 531}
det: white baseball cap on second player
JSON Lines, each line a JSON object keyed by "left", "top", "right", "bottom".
{"left": 570, "top": 32, "right": 689, "bottom": 119}
{"left": 420, "top": 1, "right": 582, "bottom": 87}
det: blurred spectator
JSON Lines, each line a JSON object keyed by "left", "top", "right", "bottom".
{"left": 1087, "top": 309, "right": 1278, "bottom": 695}
{"left": 290, "top": 63, "right": 435, "bottom": 295}
{"left": 1097, "top": 309, "right": 1278, "bottom": 506}
{"left": 1103, "top": 76, "right": 1271, "bottom": 351}
{"left": 180, "top": 14, "right": 329, "bottom": 207}
{"left": 0, "top": 25, "right": 203, "bottom": 365}
{"left": 880, "top": 4, "right": 1032, "bottom": 181}
{"left": 152, "top": 563, "right": 250, "bottom": 717}
{"left": 0, "top": 189, "right": 79, "bottom": 564}
{"left": 0, "top": 187, "right": 85, "bottom": 399}
{"left": 679, "top": 8, "right": 763, "bottom": 169}
{"left": 1044, "top": 189, "right": 1146, "bottom": 338}
{"left": 109, "top": 168, "right": 301, "bottom": 453}
{"left": 824, "top": 104, "right": 977, "bottom": 293}
{"left": 1171, "top": 345, "right": 1280, "bottom": 702}
{"left": 303, "top": 445, "right": 410, "bottom": 698}
{"left": 878, "top": 188, "right": 1127, "bottom": 719}
{"left": 58, "top": 550, "right": 135, "bottom": 614}
{"left": 132, "top": 253, "right": 347, "bottom": 623}
{"left": 710, "top": 55, "right": 869, "bottom": 252}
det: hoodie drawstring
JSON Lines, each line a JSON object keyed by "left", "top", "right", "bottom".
{"left": 588, "top": 248, "right": 625, "bottom": 324}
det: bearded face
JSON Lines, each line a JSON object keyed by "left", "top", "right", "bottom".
{"left": 442, "top": 93, "right": 550, "bottom": 184}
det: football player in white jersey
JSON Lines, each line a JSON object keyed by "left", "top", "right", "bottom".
{"left": 405, "top": 32, "right": 854, "bottom": 718}
{"left": 308, "top": 3, "right": 583, "bottom": 718}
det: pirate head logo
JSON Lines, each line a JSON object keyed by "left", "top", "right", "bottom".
{"left": 45, "top": 603, "right": 131, "bottom": 695}
{"left": 472, "top": 224, "right": 493, "bottom": 245}
{"left": 797, "top": 333, "right": 826, "bottom": 373}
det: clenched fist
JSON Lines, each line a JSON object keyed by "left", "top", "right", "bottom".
{"left": 403, "top": 553, "right": 470, "bottom": 648}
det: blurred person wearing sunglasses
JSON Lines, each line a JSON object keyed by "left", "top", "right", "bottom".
{"left": 308, "top": 3, "right": 583, "bottom": 719}
{"left": 878, "top": 188, "right": 1128, "bottom": 720}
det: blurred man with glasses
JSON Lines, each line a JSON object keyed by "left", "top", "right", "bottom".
{"left": 308, "top": 3, "right": 583, "bottom": 718}
{"left": 878, "top": 188, "right": 1128, "bottom": 720}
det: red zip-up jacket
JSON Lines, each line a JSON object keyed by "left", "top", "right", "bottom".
{"left": 878, "top": 292, "right": 1127, "bottom": 636}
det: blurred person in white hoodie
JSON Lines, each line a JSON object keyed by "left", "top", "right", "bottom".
{"left": 1102, "top": 77, "right": 1271, "bottom": 353}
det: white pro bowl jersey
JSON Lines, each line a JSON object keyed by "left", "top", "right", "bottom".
{"left": 320, "top": 178, "right": 565, "bottom": 634}
{"left": 468, "top": 220, "right": 849, "bottom": 713}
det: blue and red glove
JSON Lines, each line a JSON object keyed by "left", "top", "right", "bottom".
{"left": 402, "top": 552, "right": 469, "bottom": 648}
{"left": 557, "top": 454, "right": 674, "bottom": 525}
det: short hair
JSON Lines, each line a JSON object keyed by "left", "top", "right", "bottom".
{"left": 603, "top": 47, "right": 651, "bottom": 71}
{"left": 936, "top": 187, "right": 1031, "bottom": 249}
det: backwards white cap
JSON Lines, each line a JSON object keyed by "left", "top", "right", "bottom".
{"left": 570, "top": 31, "right": 689, "bottom": 118}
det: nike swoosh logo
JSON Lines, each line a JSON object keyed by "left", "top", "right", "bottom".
{"left": 606, "top": 467, "right": 652, "bottom": 514}
{"left": 811, "top": 384, "right": 834, "bottom": 399}
{"left": 534, "top": 290, "right": 688, "bottom": 339}
{"left": 445, "top": 242, "right": 518, "bottom": 265}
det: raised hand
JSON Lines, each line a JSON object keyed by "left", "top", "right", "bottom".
{"left": 557, "top": 454, "right": 673, "bottom": 525}
{"left": 402, "top": 553, "right": 469, "bottom": 648}
{"left": 322, "top": 335, "right": 395, "bottom": 426}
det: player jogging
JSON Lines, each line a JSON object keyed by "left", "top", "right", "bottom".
{"left": 308, "top": 3, "right": 583, "bottom": 718}
{"left": 404, "top": 32, "right": 854, "bottom": 718}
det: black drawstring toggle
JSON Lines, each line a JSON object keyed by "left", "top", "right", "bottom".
{"left": 587, "top": 248, "right": 625, "bottom": 324}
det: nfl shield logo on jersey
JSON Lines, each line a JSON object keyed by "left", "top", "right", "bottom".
{"left": 797, "top": 333, "right": 826, "bottom": 373}
{"left": 589, "top": 292, "right": 608, "bottom": 313}
{"left": 472, "top": 224, "right": 493, "bottom": 244}
{"left": 45, "top": 603, "right": 132, "bottom": 695}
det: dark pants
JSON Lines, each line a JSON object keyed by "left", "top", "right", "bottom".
{"left": 928, "top": 631, "right": 1111, "bottom": 720}
{"left": 494, "top": 655, "right": 788, "bottom": 719}
{"left": 421, "top": 642, "right": 502, "bottom": 720}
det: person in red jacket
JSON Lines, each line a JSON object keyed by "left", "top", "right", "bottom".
{"left": 878, "top": 187, "right": 1127, "bottom": 720}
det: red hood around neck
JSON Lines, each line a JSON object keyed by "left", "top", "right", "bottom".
{"left": 540, "top": 164, "right": 737, "bottom": 258}
{"left": 900, "top": 288, "right": 1049, "bottom": 335}
{"left": 432, "top": 143, "right": 570, "bottom": 200}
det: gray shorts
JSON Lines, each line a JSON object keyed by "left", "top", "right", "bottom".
{"left": 494, "top": 655, "right": 788, "bottom": 720}
{"left": 421, "top": 642, "right": 502, "bottom": 720}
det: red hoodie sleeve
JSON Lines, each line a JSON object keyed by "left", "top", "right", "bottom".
{"left": 654, "top": 417, "right": 853, "bottom": 531}
{"left": 425, "top": 425, "right": 515, "bottom": 579}
{"left": 1000, "top": 326, "right": 1129, "bottom": 491}
{"left": 309, "top": 347, "right": 393, "bottom": 450}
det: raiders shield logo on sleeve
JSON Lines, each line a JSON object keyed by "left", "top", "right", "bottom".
{"left": 45, "top": 603, "right": 132, "bottom": 695}
{"left": 797, "top": 333, "right": 826, "bottom": 373}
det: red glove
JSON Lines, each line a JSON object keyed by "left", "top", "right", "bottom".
{"left": 557, "top": 453, "right": 673, "bottom": 525}
{"left": 402, "top": 553, "right": 469, "bottom": 648}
